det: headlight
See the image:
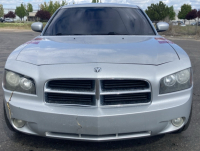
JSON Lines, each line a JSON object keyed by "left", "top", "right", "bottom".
{"left": 4, "top": 70, "right": 36, "bottom": 94}
{"left": 20, "top": 78, "right": 33, "bottom": 90}
{"left": 6, "top": 71, "right": 20, "bottom": 87}
{"left": 163, "top": 74, "right": 176, "bottom": 86}
{"left": 176, "top": 69, "right": 190, "bottom": 84}
{"left": 160, "top": 68, "right": 192, "bottom": 94}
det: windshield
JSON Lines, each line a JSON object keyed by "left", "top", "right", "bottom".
{"left": 44, "top": 7, "right": 155, "bottom": 36}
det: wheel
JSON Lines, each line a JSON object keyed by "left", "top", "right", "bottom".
{"left": 173, "top": 107, "right": 192, "bottom": 134}
{"left": 3, "top": 101, "right": 18, "bottom": 133}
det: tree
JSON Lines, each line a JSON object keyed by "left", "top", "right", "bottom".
{"left": 40, "top": 2, "right": 48, "bottom": 12}
{"left": 168, "top": 6, "right": 176, "bottom": 20}
{"left": 0, "top": 4, "right": 4, "bottom": 18}
{"left": 53, "top": 1, "right": 61, "bottom": 13}
{"left": 197, "top": 10, "right": 200, "bottom": 22}
{"left": 35, "top": 10, "right": 51, "bottom": 21}
{"left": 145, "top": 1, "right": 170, "bottom": 22}
{"left": 27, "top": 3, "right": 33, "bottom": 13}
{"left": 48, "top": 1, "right": 54, "bottom": 16}
{"left": 61, "top": 0, "right": 68, "bottom": 6}
{"left": 40, "top": 0, "right": 68, "bottom": 16}
{"left": 178, "top": 4, "right": 192, "bottom": 23}
{"left": 15, "top": 4, "right": 26, "bottom": 21}
{"left": 186, "top": 9, "right": 197, "bottom": 20}
{"left": 26, "top": 3, "right": 33, "bottom": 21}
{"left": 4, "top": 11, "right": 16, "bottom": 18}
{"left": 186, "top": 9, "right": 197, "bottom": 24}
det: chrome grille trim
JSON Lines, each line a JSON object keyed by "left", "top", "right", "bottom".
{"left": 95, "top": 79, "right": 101, "bottom": 107}
{"left": 44, "top": 79, "right": 152, "bottom": 107}
{"left": 45, "top": 87, "right": 95, "bottom": 95}
{"left": 100, "top": 89, "right": 151, "bottom": 95}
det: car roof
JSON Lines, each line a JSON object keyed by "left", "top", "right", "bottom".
{"left": 62, "top": 3, "right": 139, "bottom": 9}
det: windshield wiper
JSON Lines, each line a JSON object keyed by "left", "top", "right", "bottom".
{"left": 106, "top": 32, "right": 128, "bottom": 35}
{"left": 54, "top": 32, "right": 127, "bottom": 36}
{"left": 70, "top": 34, "right": 84, "bottom": 35}
{"left": 107, "top": 32, "right": 119, "bottom": 35}
{"left": 55, "top": 33, "right": 63, "bottom": 36}
{"left": 56, "top": 33, "right": 84, "bottom": 35}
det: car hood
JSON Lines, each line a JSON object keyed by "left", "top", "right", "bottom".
{"left": 16, "top": 36, "right": 178, "bottom": 65}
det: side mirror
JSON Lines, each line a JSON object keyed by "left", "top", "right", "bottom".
{"left": 31, "top": 22, "right": 43, "bottom": 32}
{"left": 156, "top": 22, "right": 169, "bottom": 32}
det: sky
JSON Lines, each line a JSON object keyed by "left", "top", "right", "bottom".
{"left": 1, "top": 0, "right": 200, "bottom": 10}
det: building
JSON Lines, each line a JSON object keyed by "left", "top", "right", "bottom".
{"left": 28, "top": 12, "right": 38, "bottom": 21}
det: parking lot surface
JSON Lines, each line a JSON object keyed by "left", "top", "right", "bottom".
{"left": 0, "top": 31, "right": 200, "bottom": 151}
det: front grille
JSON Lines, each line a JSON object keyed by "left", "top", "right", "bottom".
{"left": 47, "top": 80, "right": 95, "bottom": 91}
{"left": 101, "top": 93, "right": 151, "bottom": 105}
{"left": 101, "top": 80, "right": 149, "bottom": 91}
{"left": 46, "top": 93, "right": 95, "bottom": 106}
{"left": 45, "top": 79, "right": 151, "bottom": 106}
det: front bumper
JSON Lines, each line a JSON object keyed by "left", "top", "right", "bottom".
{"left": 3, "top": 87, "right": 193, "bottom": 141}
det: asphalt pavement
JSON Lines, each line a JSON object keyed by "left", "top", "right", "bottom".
{"left": 0, "top": 30, "right": 200, "bottom": 151}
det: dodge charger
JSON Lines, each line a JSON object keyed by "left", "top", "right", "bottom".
{"left": 3, "top": 3, "right": 193, "bottom": 141}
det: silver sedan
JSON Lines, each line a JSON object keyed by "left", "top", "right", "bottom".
{"left": 3, "top": 3, "right": 193, "bottom": 141}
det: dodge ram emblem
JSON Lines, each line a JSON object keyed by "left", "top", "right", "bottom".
{"left": 94, "top": 67, "right": 101, "bottom": 73}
